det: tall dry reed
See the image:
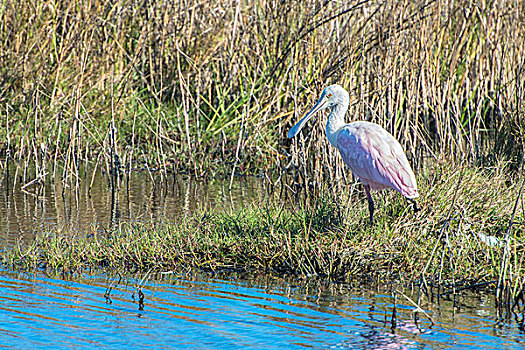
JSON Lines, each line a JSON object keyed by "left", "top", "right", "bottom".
{"left": 0, "top": 0, "right": 523, "bottom": 183}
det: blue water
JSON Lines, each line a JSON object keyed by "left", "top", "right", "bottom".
{"left": 0, "top": 270, "right": 524, "bottom": 349}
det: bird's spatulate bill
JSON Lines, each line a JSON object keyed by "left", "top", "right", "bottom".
{"left": 287, "top": 94, "right": 330, "bottom": 138}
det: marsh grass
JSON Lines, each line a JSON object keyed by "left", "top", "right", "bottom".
{"left": 1, "top": 0, "right": 524, "bottom": 183}
{"left": 3, "top": 162, "right": 523, "bottom": 296}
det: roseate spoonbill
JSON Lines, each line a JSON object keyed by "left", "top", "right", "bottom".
{"left": 287, "top": 84, "right": 419, "bottom": 224}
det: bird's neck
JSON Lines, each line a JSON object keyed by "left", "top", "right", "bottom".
{"left": 326, "top": 103, "right": 347, "bottom": 148}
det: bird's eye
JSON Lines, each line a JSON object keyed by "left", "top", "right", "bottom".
{"left": 327, "top": 93, "right": 332, "bottom": 98}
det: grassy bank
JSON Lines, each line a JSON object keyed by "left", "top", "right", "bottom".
{"left": 3, "top": 162, "right": 523, "bottom": 294}
{"left": 1, "top": 0, "right": 524, "bottom": 179}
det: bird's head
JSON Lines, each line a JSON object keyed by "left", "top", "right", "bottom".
{"left": 324, "top": 84, "right": 349, "bottom": 107}
{"left": 287, "top": 84, "right": 349, "bottom": 138}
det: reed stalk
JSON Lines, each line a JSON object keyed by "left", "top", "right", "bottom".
{"left": 0, "top": 0, "right": 522, "bottom": 180}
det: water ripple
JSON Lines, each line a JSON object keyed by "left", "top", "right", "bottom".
{"left": 0, "top": 270, "right": 524, "bottom": 349}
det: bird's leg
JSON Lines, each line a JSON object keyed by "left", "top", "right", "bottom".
{"left": 408, "top": 198, "right": 420, "bottom": 213}
{"left": 364, "top": 185, "right": 374, "bottom": 226}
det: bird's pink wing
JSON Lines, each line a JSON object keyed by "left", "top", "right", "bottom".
{"left": 336, "top": 122, "right": 418, "bottom": 198}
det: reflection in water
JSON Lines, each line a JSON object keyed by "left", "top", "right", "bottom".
{"left": 0, "top": 166, "right": 272, "bottom": 244}
{"left": 0, "top": 270, "right": 524, "bottom": 349}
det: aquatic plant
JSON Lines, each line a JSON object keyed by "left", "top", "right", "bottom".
{"left": 3, "top": 162, "right": 523, "bottom": 300}
{"left": 1, "top": 0, "right": 523, "bottom": 182}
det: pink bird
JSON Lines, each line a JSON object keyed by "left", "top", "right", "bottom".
{"left": 287, "top": 84, "right": 419, "bottom": 224}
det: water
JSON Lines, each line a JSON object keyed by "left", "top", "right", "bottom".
{"left": 1, "top": 270, "right": 524, "bottom": 349}
{"left": 0, "top": 167, "right": 271, "bottom": 244}
{"left": 1, "top": 167, "right": 525, "bottom": 348}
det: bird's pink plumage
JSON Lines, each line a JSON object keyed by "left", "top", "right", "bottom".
{"left": 336, "top": 121, "right": 418, "bottom": 199}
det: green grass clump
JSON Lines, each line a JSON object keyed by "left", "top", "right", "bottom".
{"left": 3, "top": 162, "right": 524, "bottom": 288}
